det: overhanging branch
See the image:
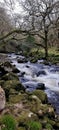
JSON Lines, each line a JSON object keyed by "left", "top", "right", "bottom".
{"left": 0, "top": 28, "right": 45, "bottom": 42}
{"left": 35, "top": 43, "right": 45, "bottom": 48}
{"left": 0, "top": 29, "right": 29, "bottom": 41}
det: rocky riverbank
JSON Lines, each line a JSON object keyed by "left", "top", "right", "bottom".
{"left": 0, "top": 54, "right": 59, "bottom": 130}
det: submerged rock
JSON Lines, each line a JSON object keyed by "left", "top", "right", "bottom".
{"left": 0, "top": 86, "right": 5, "bottom": 111}
{"left": 36, "top": 83, "right": 45, "bottom": 90}
{"left": 37, "top": 70, "right": 46, "bottom": 76}
{"left": 17, "top": 57, "right": 27, "bottom": 63}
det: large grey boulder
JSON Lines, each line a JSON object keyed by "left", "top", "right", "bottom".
{"left": 0, "top": 86, "right": 5, "bottom": 111}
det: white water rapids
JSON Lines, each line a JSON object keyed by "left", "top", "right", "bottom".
{"left": 8, "top": 53, "right": 59, "bottom": 114}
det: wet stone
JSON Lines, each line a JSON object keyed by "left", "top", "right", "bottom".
{"left": 0, "top": 86, "right": 5, "bottom": 111}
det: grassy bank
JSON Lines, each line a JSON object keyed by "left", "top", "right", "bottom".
{"left": 26, "top": 47, "right": 59, "bottom": 64}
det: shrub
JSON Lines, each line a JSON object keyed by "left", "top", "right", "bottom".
{"left": 1, "top": 114, "right": 16, "bottom": 130}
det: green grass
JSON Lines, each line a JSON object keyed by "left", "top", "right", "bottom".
{"left": 1, "top": 114, "right": 16, "bottom": 130}
{"left": 27, "top": 121, "right": 42, "bottom": 130}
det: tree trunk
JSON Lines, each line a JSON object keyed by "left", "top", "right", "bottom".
{"left": 45, "top": 30, "right": 48, "bottom": 60}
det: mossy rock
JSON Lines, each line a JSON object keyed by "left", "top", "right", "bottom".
{"left": 45, "top": 123, "right": 53, "bottom": 130}
{"left": 9, "top": 88, "right": 18, "bottom": 95}
{"left": 28, "top": 95, "right": 41, "bottom": 103}
{"left": 0, "top": 80, "right": 5, "bottom": 86}
{"left": 28, "top": 95, "right": 42, "bottom": 113}
{"left": 2, "top": 61, "right": 13, "bottom": 67}
{"left": 9, "top": 93, "right": 27, "bottom": 103}
{"left": 30, "top": 58, "right": 37, "bottom": 63}
{"left": 31, "top": 90, "right": 48, "bottom": 103}
{"left": 3, "top": 80, "right": 25, "bottom": 91}
{"left": 42, "top": 117, "right": 56, "bottom": 128}
{"left": 2, "top": 79, "right": 25, "bottom": 101}
{"left": 48, "top": 119, "right": 56, "bottom": 126}
{"left": 17, "top": 110, "right": 38, "bottom": 127}
{"left": 1, "top": 61, "right": 19, "bottom": 73}
{"left": 2, "top": 72, "right": 19, "bottom": 81}
{"left": 1, "top": 61, "right": 14, "bottom": 72}
{"left": 55, "top": 122, "right": 59, "bottom": 129}
{"left": 17, "top": 127, "right": 26, "bottom": 130}
{"left": 27, "top": 97, "right": 55, "bottom": 118}
{"left": 40, "top": 104, "right": 54, "bottom": 117}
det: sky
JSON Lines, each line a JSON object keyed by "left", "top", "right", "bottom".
{"left": 0, "top": 0, "right": 23, "bottom": 14}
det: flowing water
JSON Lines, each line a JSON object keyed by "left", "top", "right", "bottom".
{"left": 8, "top": 53, "right": 59, "bottom": 114}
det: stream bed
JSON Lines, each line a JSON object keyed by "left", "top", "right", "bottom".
{"left": 8, "top": 53, "right": 59, "bottom": 114}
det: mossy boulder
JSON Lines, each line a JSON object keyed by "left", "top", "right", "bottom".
{"left": 0, "top": 80, "right": 5, "bottom": 86}
{"left": 30, "top": 57, "right": 37, "bottom": 63}
{"left": 0, "top": 65, "right": 7, "bottom": 77}
{"left": 28, "top": 95, "right": 42, "bottom": 113}
{"left": 37, "top": 104, "right": 55, "bottom": 119}
{"left": 17, "top": 110, "right": 38, "bottom": 127}
{"left": 2, "top": 72, "right": 19, "bottom": 81}
{"left": 2, "top": 77, "right": 25, "bottom": 101}
{"left": 45, "top": 123, "right": 53, "bottom": 130}
{"left": 9, "top": 93, "right": 27, "bottom": 103}
{"left": 17, "top": 127, "right": 26, "bottom": 130}
{"left": 31, "top": 90, "right": 48, "bottom": 103}
{"left": 55, "top": 122, "right": 59, "bottom": 129}
{"left": 2, "top": 61, "right": 12, "bottom": 67}
{"left": 1, "top": 61, "right": 19, "bottom": 73}
{"left": 28, "top": 96, "right": 54, "bottom": 118}
{"left": 42, "top": 117, "right": 56, "bottom": 129}
{"left": 1, "top": 61, "right": 13, "bottom": 72}
{"left": 3, "top": 80, "right": 25, "bottom": 91}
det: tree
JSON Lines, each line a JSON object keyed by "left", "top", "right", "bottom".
{"left": 0, "top": 7, "right": 12, "bottom": 36}
{"left": 21, "top": 0, "right": 59, "bottom": 59}
{"left": 0, "top": 0, "right": 59, "bottom": 59}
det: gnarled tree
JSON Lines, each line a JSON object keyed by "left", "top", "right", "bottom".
{"left": 0, "top": 0, "right": 59, "bottom": 59}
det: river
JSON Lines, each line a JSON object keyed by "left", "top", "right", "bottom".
{"left": 8, "top": 53, "right": 59, "bottom": 114}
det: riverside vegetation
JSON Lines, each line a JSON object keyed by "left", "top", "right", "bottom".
{"left": 0, "top": 53, "right": 59, "bottom": 130}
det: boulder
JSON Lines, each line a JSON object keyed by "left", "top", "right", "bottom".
{"left": 1, "top": 72, "right": 25, "bottom": 101}
{"left": 3, "top": 80, "right": 25, "bottom": 92}
{"left": 2, "top": 72, "right": 19, "bottom": 81}
{"left": 17, "top": 110, "right": 38, "bottom": 126}
{"left": 0, "top": 65, "right": 7, "bottom": 77}
{"left": 1, "top": 61, "right": 19, "bottom": 73}
{"left": 0, "top": 86, "right": 5, "bottom": 111}
{"left": 32, "top": 90, "right": 48, "bottom": 103}
{"left": 36, "top": 83, "right": 45, "bottom": 90}
{"left": 37, "top": 70, "right": 46, "bottom": 76}
{"left": 17, "top": 57, "right": 27, "bottom": 63}
{"left": 3, "top": 80, "right": 25, "bottom": 101}
{"left": 30, "top": 58, "right": 37, "bottom": 63}
{"left": 12, "top": 67, "right": 20, "bottom": 73}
